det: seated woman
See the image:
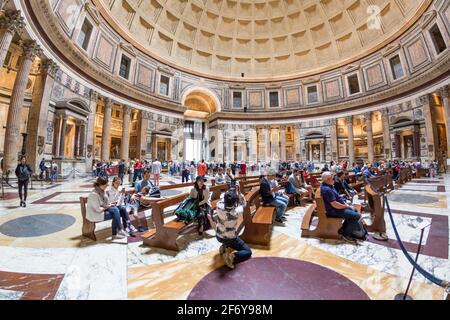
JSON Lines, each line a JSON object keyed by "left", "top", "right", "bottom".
{"left": 86, "top": 177, "right": 129, "bottom": 239}
{"left": 225, "top": 167, "right": 235, "bottom": 185}
{"left": 190, "top": 176, "right": 212, "bottom": 235}
{"left": 214, "top": 167, "right": 226, "bottom": 185}
{"left": 106, "top": 177, "right": 139, "bottom": 235}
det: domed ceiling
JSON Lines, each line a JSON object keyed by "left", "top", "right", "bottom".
{"left": 96, "top": 0, "right": 426, "bottom": 80}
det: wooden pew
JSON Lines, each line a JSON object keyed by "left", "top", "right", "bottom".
{"left": 417, "top": 168, "right": 430, "bottom": 178}
{"left": 79, "top": 182, "right": 195, "bottom": 242}
{"left": 364, "top": 177, "right": 388, "bottom": 241}
{"left": 79, "top": 196, "right": 151, "bottom": 242}
{"left": 239, "top": 187, "right": 276, "bottom": 246}
{"left": 142, "top": 183, "right": 229, "bottom": 251}
{"left": 301, "top": 188, "right": 341, "bottom": 240}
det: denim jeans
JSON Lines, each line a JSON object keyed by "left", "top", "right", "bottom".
{"left": 117, "top": 205, "right": 131, "bottom": 229}
{"left": 275, "top": 195, "right": 289, "bottom": 206}
{"left": 269, "top": 197, "right": 287, "bottom": 219}
{"left": 329, "top": 208, "right": 360, "bottom": 237}
{"left": 217, "top": 236, "right": 252, "bottom": 265}
{"left": 133, "top": 169, "right": 142, "bottom": 183}
{"left": 104, "top": 207, "right": 123, "bottom": 236}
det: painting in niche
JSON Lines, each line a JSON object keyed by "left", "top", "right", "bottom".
{"left": 110, "top": 137, "right": 121, "bottom": 159}
{"left": 403, "top": 135, "right": 414, "bottom": 158}
{"left": 374, "top": 141, "right": 382, "bottom": 155}
{"left": 94, "top": 136, "right": 102, "bottom": 159}
{"left": 311, "top": 144, "right": 320, "bottom": 161}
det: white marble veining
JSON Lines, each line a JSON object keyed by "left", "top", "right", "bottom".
{"left": 0, "top": 288, "right": 23, "bottom": 300}
{"left": 0, "top": 247, "right": 76, "bottom": 274}
{"left": 55, "top": 243, "right": 127, "bottom": 300}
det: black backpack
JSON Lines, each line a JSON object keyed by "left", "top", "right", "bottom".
{"left": 350, "top": 219, "right": 368, "bottom": 241}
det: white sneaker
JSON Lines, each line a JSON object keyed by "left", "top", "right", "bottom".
{"left": 113, "top": 234, "right": 125, "bottom": 240}
{"left": 128, "top": 225, "right": 138, "bottom": 233}
{"left": 118, "top": 229, "right": 130, "bottom": 237}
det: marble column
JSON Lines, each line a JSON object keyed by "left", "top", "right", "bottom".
{"left": 265, "top": 125, "right": 271, "bottom": 162}
{"left": 421, "top": 94, "right": 437, "bottom": 161}
{"left": 2, "top": 40, "right": 41, "bottom": 172}
{"left": 136, "top": 111, "right": 148, "bottom": 160}
{"left": 0, "top": 10, "right": 25, "bottom": 68}
{"left": 120, "top": 105, "right": 131, "bottom": 161}
{"left": 79, "top": 121, "right": 86, "bottom": 157}
{"left": 364, "top": 112, "right": 374, "bottom": 163}
{"left": 59, "top": 115, "right": 68, "bottom": 159}
{"left": 346, "top": 116, "right": 355, "bottom": 166}
{"left": 280, "top": 125, "right": 286, "bottom": 161}
{"left": 101, "top": 98, "right": 113, "bottom": 161}
{"left": 26, "top": 59, "right": 58, "bottom": 171}
{"left": 294, "top": 124, "right": 301, "bottom": 161}
{"left": 53, "top": 115, "right": 62, "bottom": 157}
{"left": 178, "top": 121, "right": 185, "bottom": 161}
{"left": 73, "top": 122, "right": 81, "bottom": 158}
{"left": 330, "top": 119, "right": 338, "bottom": 161}
{"left": 439, "top": 86, "right": 450, "bottom": 160}
{"left": 85, "top": 92, "right": 97, "bottom": 170}
{"left": 381, "top": 108, "right": 391, "bottom": 160}
{"left": 250, "top": 126, "right": 257, "bottom": 162}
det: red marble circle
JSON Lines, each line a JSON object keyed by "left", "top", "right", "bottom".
{"left": 188, "top": 257, "right": 370, "bottom": 300}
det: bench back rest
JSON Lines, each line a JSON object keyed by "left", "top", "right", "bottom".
{"left": 243, "top": 187, "right": 262, "bottom": 224}
{"left": 314, "top": 188, "right": 328, "bottom": 221}
{"left": 80, "top": 197, "right": 88, "bottom": 221}
{"left": 151, "top": 184, "right": 229, "bottom": 229}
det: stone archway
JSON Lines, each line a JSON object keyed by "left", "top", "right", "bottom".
{"left": 181, "top": 87, "right": 220, "bottom": 119}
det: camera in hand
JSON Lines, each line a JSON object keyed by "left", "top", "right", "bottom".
{"left": 229, "top": 178, "right": 237, "bottom": 192}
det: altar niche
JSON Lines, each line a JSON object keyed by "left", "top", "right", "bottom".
{"left": 303, "top": 132, "right": 326, "bottom": 162}
{"left": 390, "top": 118, "right": 421, "bottom": 161}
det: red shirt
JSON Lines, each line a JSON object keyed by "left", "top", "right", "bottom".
{"left": 240, "top": 163, "right": 247, "bottom": 175}
{"left": 198, "top": 163, "right": 207, "bottom": 176}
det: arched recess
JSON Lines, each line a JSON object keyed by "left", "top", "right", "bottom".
{"left": 181, "top": 87, "right": 221, "bottom": 119}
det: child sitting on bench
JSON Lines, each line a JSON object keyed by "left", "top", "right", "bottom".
{"left": 215, "top": 185, "right": 252, "bottom": 269}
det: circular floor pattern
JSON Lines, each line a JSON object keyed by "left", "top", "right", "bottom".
{"left": 161, "top": 189, "right": 184, "bottom": 197}
{"left": 188, "top": 257, "right": 370, "bottom": 300}
{"left": 0, "top": 214, "right": 76, "bottom": 238}
{"left": 389, "top": 194, "right": 439, "bottom": 204}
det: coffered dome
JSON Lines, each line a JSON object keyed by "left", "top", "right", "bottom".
{"left": 96, "top": 0, "right": 426, "bottom": 80}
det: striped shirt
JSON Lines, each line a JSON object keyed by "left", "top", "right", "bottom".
{"left": 215, "top": 193, "right": 247, "bottom": 240}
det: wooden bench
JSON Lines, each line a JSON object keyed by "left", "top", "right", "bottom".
{"left": 240, "top": 187, "right": 276, "bottom": 246}
{"left": 79, "top": 181, "right": 195, "bottom": 241}
{"left": 79, "top": 196, "right": 153, "bottom": 241}
{"left": 416, "top": 168, "right": 430, "bottom": 178}
{"left": 142, "top": 183, "right": 229, "bottom": 251}
{"left": 301, "top": 189, "right": 341, "bottom": 240}
{"left": 364, "top": 179, "right": 388, "bottom": 241}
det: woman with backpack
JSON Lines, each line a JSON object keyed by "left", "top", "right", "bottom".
{"left": 189, "top": 176, "right": 211, "bottom": 235}
{"left": 15, "top": 156, "right": 32, "bottom": 207}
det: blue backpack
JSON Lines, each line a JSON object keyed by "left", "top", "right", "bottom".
{"left": 285, "top": 181, "right": 296, "bottom": 194}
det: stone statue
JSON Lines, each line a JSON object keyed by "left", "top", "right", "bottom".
{"left": 406, "top": 139, "right": 413, "bottom": 158}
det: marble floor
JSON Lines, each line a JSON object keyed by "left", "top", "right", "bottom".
{"left": 0, "top": 173, "right": 449, "bottom": 300}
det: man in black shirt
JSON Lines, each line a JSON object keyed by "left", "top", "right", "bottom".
{"left": 334, "top": 171, "right": 357, "bottom": 203}
{"left": 118, "top": 160, "right": 126, "bottom": 183}
{"left": 259, "top": 175, "right": 287, "bottom": 223}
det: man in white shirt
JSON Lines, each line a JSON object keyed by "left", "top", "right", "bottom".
{"left": 151, "top": 158, "right": 162, "bottom": 186}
